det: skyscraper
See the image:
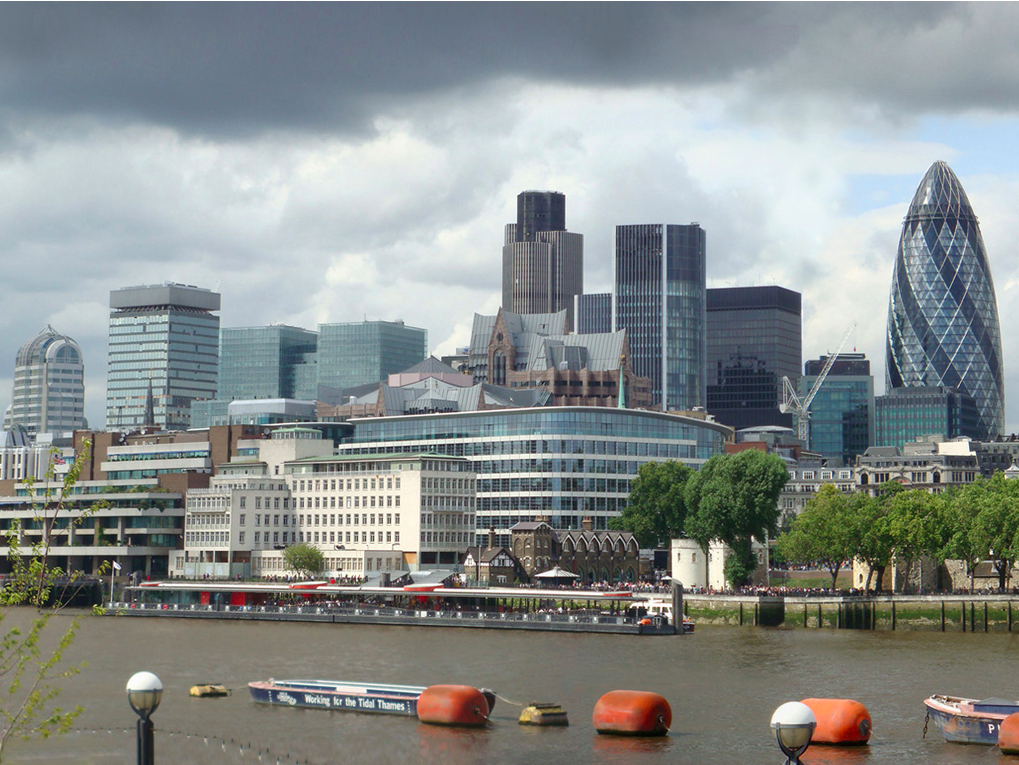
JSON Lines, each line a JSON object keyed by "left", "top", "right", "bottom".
{"left": 706, "top": 286, "right": 801, "bottom": 430}
{"left": 574, "top": 293, "right": 612, "bottom": 334}
{"left": 3, "top": 326, "right": 86, "bottom": 437}
{"left": 316, "top": 320, "right": 427, "bottom": 393}
{"left": 106, "top": 283, "right": 221, "bottom": 431}
{"left": 502, "top": 191, "right": 583, "bottom": 330}
{"left": 887, "top": 161, "right": 1005, "bottom": 439}
{"left": 799, "top": 352, "right": 874, "bottom": 463}
{"left": 613, "top": 224, "right": 706, "bottom": 411}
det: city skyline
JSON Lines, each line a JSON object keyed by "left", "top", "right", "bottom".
{"left": 1, "top": 5, "right": 1019, "bottom": 431}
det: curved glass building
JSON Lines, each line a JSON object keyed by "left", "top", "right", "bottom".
{"left": 4, "top": 326, "right": 86, "bottom": 437}
{"left": 886, "top": 161, "right": 1004, "bottom": 439}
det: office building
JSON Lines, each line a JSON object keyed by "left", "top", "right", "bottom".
{"left": 4, "top": 326, "right": 86, "bottom": 438}
{"left": 502, "top": 191, "right": 584, "bottom": 330}
{"left": 316, "top": 320, "right": 427, "bottom": 393}
{"left": 799, "top": 352, "right": 874, "bottom": 464}
{"left": 875, "top": 386, "right": 980, "bottom": 449}
{"left": 706, "top": 286, "right": 801, "bottom": 430}
{"left": 106, "top": 283, "right": 221, "bottom": 431}
{"left": 575, "top": 293, "right": 612, "bottom": 334}
{"left": 887, "top": 161, "right": 1005, "bottom": 438}
{"left": 336, "top": 406, "right": 731, "bottom": 539}
{"left": 218, "top": 325, "right": 318, "bottom": 401}
{"left": 613, "top": 224, "right": 706, "bottom": 411}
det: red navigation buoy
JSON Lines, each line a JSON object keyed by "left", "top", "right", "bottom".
{"left": 592, "top": 690, "right": 671, "bottom": 736}
{"left": 416, "top": 685, "right": 489, "bottom": 727}
{"left": 800, "top": 698, "right": 871, "bottom": 745}
{"left": 999, "top": 712, "right": 1019, "bottom": 754}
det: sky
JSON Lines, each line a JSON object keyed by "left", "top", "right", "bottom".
{"left": 2, "top": 3, "right": 1019, "bottom": 432}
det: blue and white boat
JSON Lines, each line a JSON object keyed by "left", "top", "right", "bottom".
{"left": 923, "top": 694, "right": 1019, "bottom": 744}
{"left": 249, "top": 679, "right": 425, "bottom": 716}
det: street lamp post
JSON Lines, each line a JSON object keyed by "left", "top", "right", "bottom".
{"left": 127, "top": 671, "right": 163, "bottom": 765}
{"left": 770, "top": 701, "right": 816, "bottom": 765}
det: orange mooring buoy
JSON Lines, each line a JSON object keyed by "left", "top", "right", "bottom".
{"left": 999, "top": 712, "right": 1019, "bottom": 753}
{"left": 592, "top": 690, "right": 671, "bottom": 736}
{"left": 416, "top": 685, "right": 490, "bottom": 727}
{"left": 800, "top": 698, "right": 871, "bottom": 745}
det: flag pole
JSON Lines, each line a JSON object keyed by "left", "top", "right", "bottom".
{"left": 110, "top": 561, "right": 114, "bottom": 608}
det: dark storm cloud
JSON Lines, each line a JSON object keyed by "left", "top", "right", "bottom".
{"left": 0, "top": 2, "right": 973, "bottom": 137}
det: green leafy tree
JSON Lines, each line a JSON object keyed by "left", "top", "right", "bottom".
{"left": 969, "top": 473, "right": 1019, "bottom": 590}
{"left": 283, "top": 543, "right": 325, "bottom": 580}
{"left": 777, "top": 484, "right": 855, "bottom": 590}
{"left": 886, "top": 489, "right": 944, "bottom": 594}
{"left": 0, "top": 442, "right": 107, "bottom": 760}
{"left": 940, "top": 483, "right": 986, "bottom": 593}
{"left": 684, "top": 450, "right": 788, "bottom": 588}
{"left": 609, "top": 461, "right": 693, "bottom": 548}
{"left": 852, "top": 493, "right": 894, "bottom": 592}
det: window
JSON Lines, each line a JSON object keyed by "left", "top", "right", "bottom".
{"left": 254, "top": 532, "right": 261, "bottom": 543}
{"left": 239, "top": 531, "right": 245, "bottom": 543}
{"left": 240, "top": 496, "right": 246, "bottom": 509}
{"left": 239, "top": 514, "right": 246, "bottom": 526}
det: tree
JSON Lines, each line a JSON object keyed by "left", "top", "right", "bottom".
{"left": 609, "top": 461, "right": 693, "bottom": 548}
{"left": 885, "top": 489, "right": 945, "bottom": 594}
{"left": 941, "top": 483, "right": 985, "bottom": 593}
{"left": 0, "top": 442, "right": 106, "bottom": 760}
{"left": 777, "top": 484, "right": 855, "bottom": 590}
{"left": 283, "top": 543, "right": 325, "bottom": 580}
{"left": 852, "top": 493, "right": 894, "bottom": 592}
{"left": 969, "top": 474, "right": 1019, "bottom": 591}
{"left": 683, "top": 450, "right": 788, "bottom": 588}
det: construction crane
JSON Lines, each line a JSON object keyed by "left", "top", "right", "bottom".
{"left": 780, "top": 322, "right": 856, "bottom": 449}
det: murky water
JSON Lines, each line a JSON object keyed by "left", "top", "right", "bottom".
{"left": 5, "top": 611, "right": 1018, "bottom": 764}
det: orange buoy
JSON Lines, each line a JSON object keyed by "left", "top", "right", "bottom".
{"left": 999, "top": 712, "right": 1019, "bottom": 753}
{"left": 800, "top": 698, "right": 871, "bottom": 745}
{"left": 416, "top": 685, "right": 489, "bottom": 727}
{"left": 592, "top": 690, "right": 671, "bottom": 736}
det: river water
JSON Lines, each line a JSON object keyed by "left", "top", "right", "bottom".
{"left": 5, "top": 612, "right": 1017, "bottom": 764}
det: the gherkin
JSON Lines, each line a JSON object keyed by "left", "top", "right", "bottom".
{"left": 886, "top": 161, "right": 1004, "bottom": 438}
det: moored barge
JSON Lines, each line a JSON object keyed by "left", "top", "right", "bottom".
{"left": 249, "top": 679, "right": 425, "bottom": 716}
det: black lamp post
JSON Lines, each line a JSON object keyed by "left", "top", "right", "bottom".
{"left": 127, "top": 671, "right": 162, "bottom": 765}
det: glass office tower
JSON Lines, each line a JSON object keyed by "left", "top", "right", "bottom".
{"left": 799, "top": 353, "right": 874, "bottom": 463}
{"left": 574, "top": 293, "right": 612, "bottom": 335}
{"left": 219, "top": 325, "right": 318, "bottom": 401}
{"left": 613, "top": 224, "right": 706, "bottom": 411}
{"left": 875, "top": 386, "right": 980, "bottom": 449}
{"left": 706, "top": 286, "right": 801, "bottom": 430}
{"left": 317, "top": 320, "right": 427, "bottom": 392}
{"left": 887, "top": 161, "right": 1004, "bottom": 438}
{"left": 106, "top": 283, "right": 220, "bottom": 431}
{"left": 4, "top": 326, "right": 86, "bottom": 437}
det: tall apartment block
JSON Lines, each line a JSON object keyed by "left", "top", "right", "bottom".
{"left": 799, "top": 352, "right": 874, "bottom": 464}
{"left": 106, "top": 283, "right": 221, "bottom": 431}
{"left": 3, "top": 325, "right": 86, "bottom": 438}
{"left": 613, "top": 224, "right": 706, "bottom": 411}
{"left": 706, "top": 286, "right": 801, "bottom": 431}
{"left": 502, "top": 191, "right": 583, "bottom": 330}
{"left": 316, "top": 320, "right": 428, "bottom": 393}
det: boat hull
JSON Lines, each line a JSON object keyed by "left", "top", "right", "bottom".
{"left": 924, "top": 695, "right": 1019, "bottom": 745}
{"left": 249, "top": 680, "right": 423, "bottom": 716}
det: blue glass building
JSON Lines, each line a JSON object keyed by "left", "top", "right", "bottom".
{"left": 219, "top": 325, "right": 318, "bottom": 401}
{"left": 338, "top": 406, "right": 729, "bottom": 537}
{"left": 613, "top": 224, "right": 706, "bottom": 411}
{"left": 317, "top": 321, "right": 428, "bottom": 393}
{"left": 799, "top": 353, "right": 874, "bottom": 463}
{"left": 875, "top": 386, "right": 980, "bottom": 449}
{"left": 887, "top": 161, "right": 1005, "bottom": 438}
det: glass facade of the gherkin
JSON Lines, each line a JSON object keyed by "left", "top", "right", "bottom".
{"left": 886, "top": 161, "right": 1004, "bottom": 439}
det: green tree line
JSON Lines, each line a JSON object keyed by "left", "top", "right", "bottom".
{"left": 778, "top": 473, "right": 1019, "bottom": 593}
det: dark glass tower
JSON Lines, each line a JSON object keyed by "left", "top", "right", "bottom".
{"left": 502, "top": 191, "right": 583, "bottom": 330}
{"left": 886, "top": 161, "right": 1004, "bottom": 438}
{"left": 613, "top": 224, "right": 706, "bottom": 411}
{"left": 706, "top": 286, "right": 801, "bottom": 430}
{"left": 800, "top": 353, "right": 874, "bottom": 463}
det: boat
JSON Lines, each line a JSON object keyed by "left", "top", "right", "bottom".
{"left": 248, "top": 679, "right": 496, "bottom": 717}
{"left": 249, "top": 679, "right": 426, "bottom": 715}
{"left": 630, "top": 599, "right": 695, "bottom": 633}
{"left": 519, "top": 702, "right": 569, "bottom": 726}
{"left": 923, "top": 694, "right": 1019, "bottom": 744}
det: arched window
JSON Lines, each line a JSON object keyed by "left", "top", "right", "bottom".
{"left": 492, "top": 350, "right": 506, "bottom": 385}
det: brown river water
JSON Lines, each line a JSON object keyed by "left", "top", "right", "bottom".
{"left": 5, "top": 611, "right": 1018, "bottom": 764}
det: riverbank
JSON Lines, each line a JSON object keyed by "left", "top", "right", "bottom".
{"left": 685, "top": 593, "right": 1019, "bottom": 631}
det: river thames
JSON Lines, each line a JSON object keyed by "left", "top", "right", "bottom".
{"left": 5, "top": 611, "right": 1016, "bottom": 764}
